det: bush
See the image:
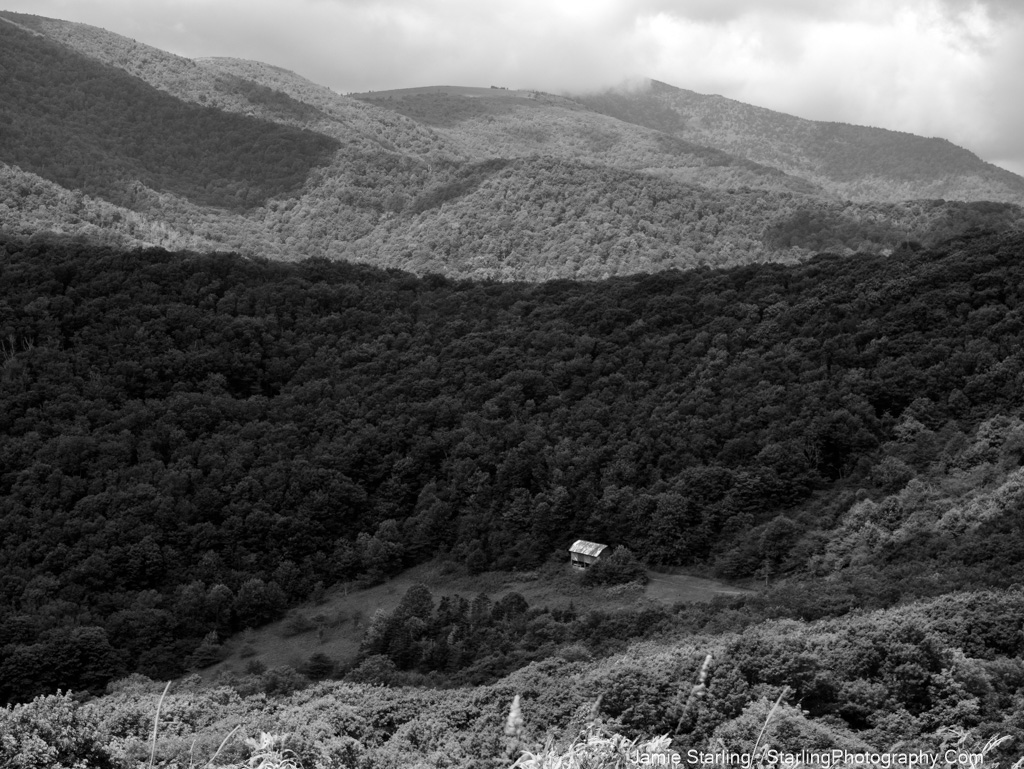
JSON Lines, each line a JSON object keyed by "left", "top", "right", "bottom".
{"left": 347, "top": 655, "right": 398, "bottom": 685}
{"left": 259, "top": 667, "right": 309, "bottom": 696}
{"left": 0, "top": 692, "right": 117, "bottom": 769}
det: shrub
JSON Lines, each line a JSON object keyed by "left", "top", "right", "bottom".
{"left": 259, "top": 667, "right": 309, "bottom": 697}
{"left": 0, "top": 691, "right": 117, "bottom": 769}
{"left": 346, "top": 655, "right": 398, "bottom": 686}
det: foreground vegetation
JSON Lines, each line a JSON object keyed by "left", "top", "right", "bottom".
{"left": 4, "top": 586, "right": 1024, "bottom": 767}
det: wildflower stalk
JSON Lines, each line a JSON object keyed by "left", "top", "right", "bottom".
{"left": 148, "top": 681, "right": 171, "bottom": 769}
{"left": 750, "top": 687, "right": 787, "bottom": 762}
{"left": 674, "top": 653, "right": 713, "bottom": 734}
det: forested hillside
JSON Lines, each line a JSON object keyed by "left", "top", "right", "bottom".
{"left": 352, "top": 86, "right": 818, "bottom": 195}
{"left": 1, "top": 229, "right": 1023, "bottom": 705}
{"left": 0, "top": 17, "right": 339, "bottom": 213}
{"left": 572, "top": 79, "right": 1024, "bottom": 205}
{"left": 3, "top": 12, "right": 1024, "bottom": 280}
{"left": 4, "top": 9, "right": 1024, "bottom": 768}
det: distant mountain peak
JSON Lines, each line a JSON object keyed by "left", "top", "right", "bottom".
{"left": 570, "top": 78, "right": 1024, "bottom": 205}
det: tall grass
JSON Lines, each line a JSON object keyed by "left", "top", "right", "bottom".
{"left": 509, "top": 684, "right": 1024, "bottom": 769}
{"left": 511, "top": 727, "right": 675, "bottom": 769}
{"left": 146, "top": 682, "right": 302, "bottom": 769}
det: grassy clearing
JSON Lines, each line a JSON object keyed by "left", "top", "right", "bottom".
{"left": 644, "top": 570, "right": 753, "bottom": 604}
{"left": 206, "top": 561, "right": 751, "bottom": 679}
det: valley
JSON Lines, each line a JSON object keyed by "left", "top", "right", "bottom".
{"left": 1, "top": 8, "right": 1024, "bottom": 769}
{"left": 1, "top": 229, "right": 1023, "bottom": 766}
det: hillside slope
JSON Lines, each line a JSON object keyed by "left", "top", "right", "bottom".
{"left": 0, "top": 15, "right": 340, "bottom": 213}
{"left": 2, "top": 11, "right": 1024, "bottom": 278}
{"left": 353, "top": 86, "right": 821, "bottom": 196}
{"left": 572, "top": 79, "right": 1024, "bottom": 205}
{"left": 2, "top": 229, "right": 1024, "bottom": 703}
{"left": 0, "top": 12, "right": 457, "bottom": 161}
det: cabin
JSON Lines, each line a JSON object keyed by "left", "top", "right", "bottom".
{"left": 569, "top": 540, "right": 608, "bottom": 570}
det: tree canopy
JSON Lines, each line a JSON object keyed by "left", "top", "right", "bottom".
{"left": 1, "top": 229, "right": 1023, "bottom": 700}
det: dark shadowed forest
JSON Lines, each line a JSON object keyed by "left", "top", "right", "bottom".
{"left": 1, "top": 229, "right": 1023, "bottom": 711}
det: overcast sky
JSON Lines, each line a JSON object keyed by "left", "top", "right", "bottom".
{"left": 6, "top": 0, "right": 1023, "bottom": 175}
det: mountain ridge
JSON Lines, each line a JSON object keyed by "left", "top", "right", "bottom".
{"left": 2, "top": 10, "right": 1023, "bottom": 279}
{"left": 572, "top": 78, "right": 1024, "bottom": 204}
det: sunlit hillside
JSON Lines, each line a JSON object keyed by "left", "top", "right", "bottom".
{"left": 3, "top": 11, "right": 1024, "bottom": 279}
{"left": 573, "top": 79, "right": 1024, "bottom": 205}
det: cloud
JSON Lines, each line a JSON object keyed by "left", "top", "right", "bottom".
{"left": 626, "top": 0, "right": 1024, "bottom": 174}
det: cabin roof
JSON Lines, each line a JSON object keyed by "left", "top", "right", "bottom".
{"left": 569, "top": 540, "right": 608, "bottom": 558}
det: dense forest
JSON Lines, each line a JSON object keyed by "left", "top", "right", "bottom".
{"left": 1, "top": 229, "right": 1023, "bottom": 707}
{"left": 0, "top": 17, "right": 339, "bottom": 212}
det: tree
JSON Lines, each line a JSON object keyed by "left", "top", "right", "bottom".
{"left": 493, "top": 592, "right": 529, "bottom": 621}
{"left": 347, "top": 654, "right": 398, "bottom": 685}
{"left": 582, "top": 547, "right": 648, "bottom": 586}
{"left": 356, "top": 520, "right": 405, "bottom": 584}
{"left": 759, "top": 516, "right": 802, "bottom": 569}
{"left": 871, "top": 456, "right": 914, "bottom": 493}
{"left": 395, "top": 583, "right": 434, "bottom": 621}
{"left": 464, "top": 540, "right": 489, "bottom": 575}
{"left": 186, "top": 630, "right": 226, "bottom": 670}
{"left": 205, "top": 583, "right": 234, "bottom": 631}
{"left": 302, "top": 652, "right": 337, "bottom": 680}
{"left": 232, "top": 579, "right": 286, "bottom": 629}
